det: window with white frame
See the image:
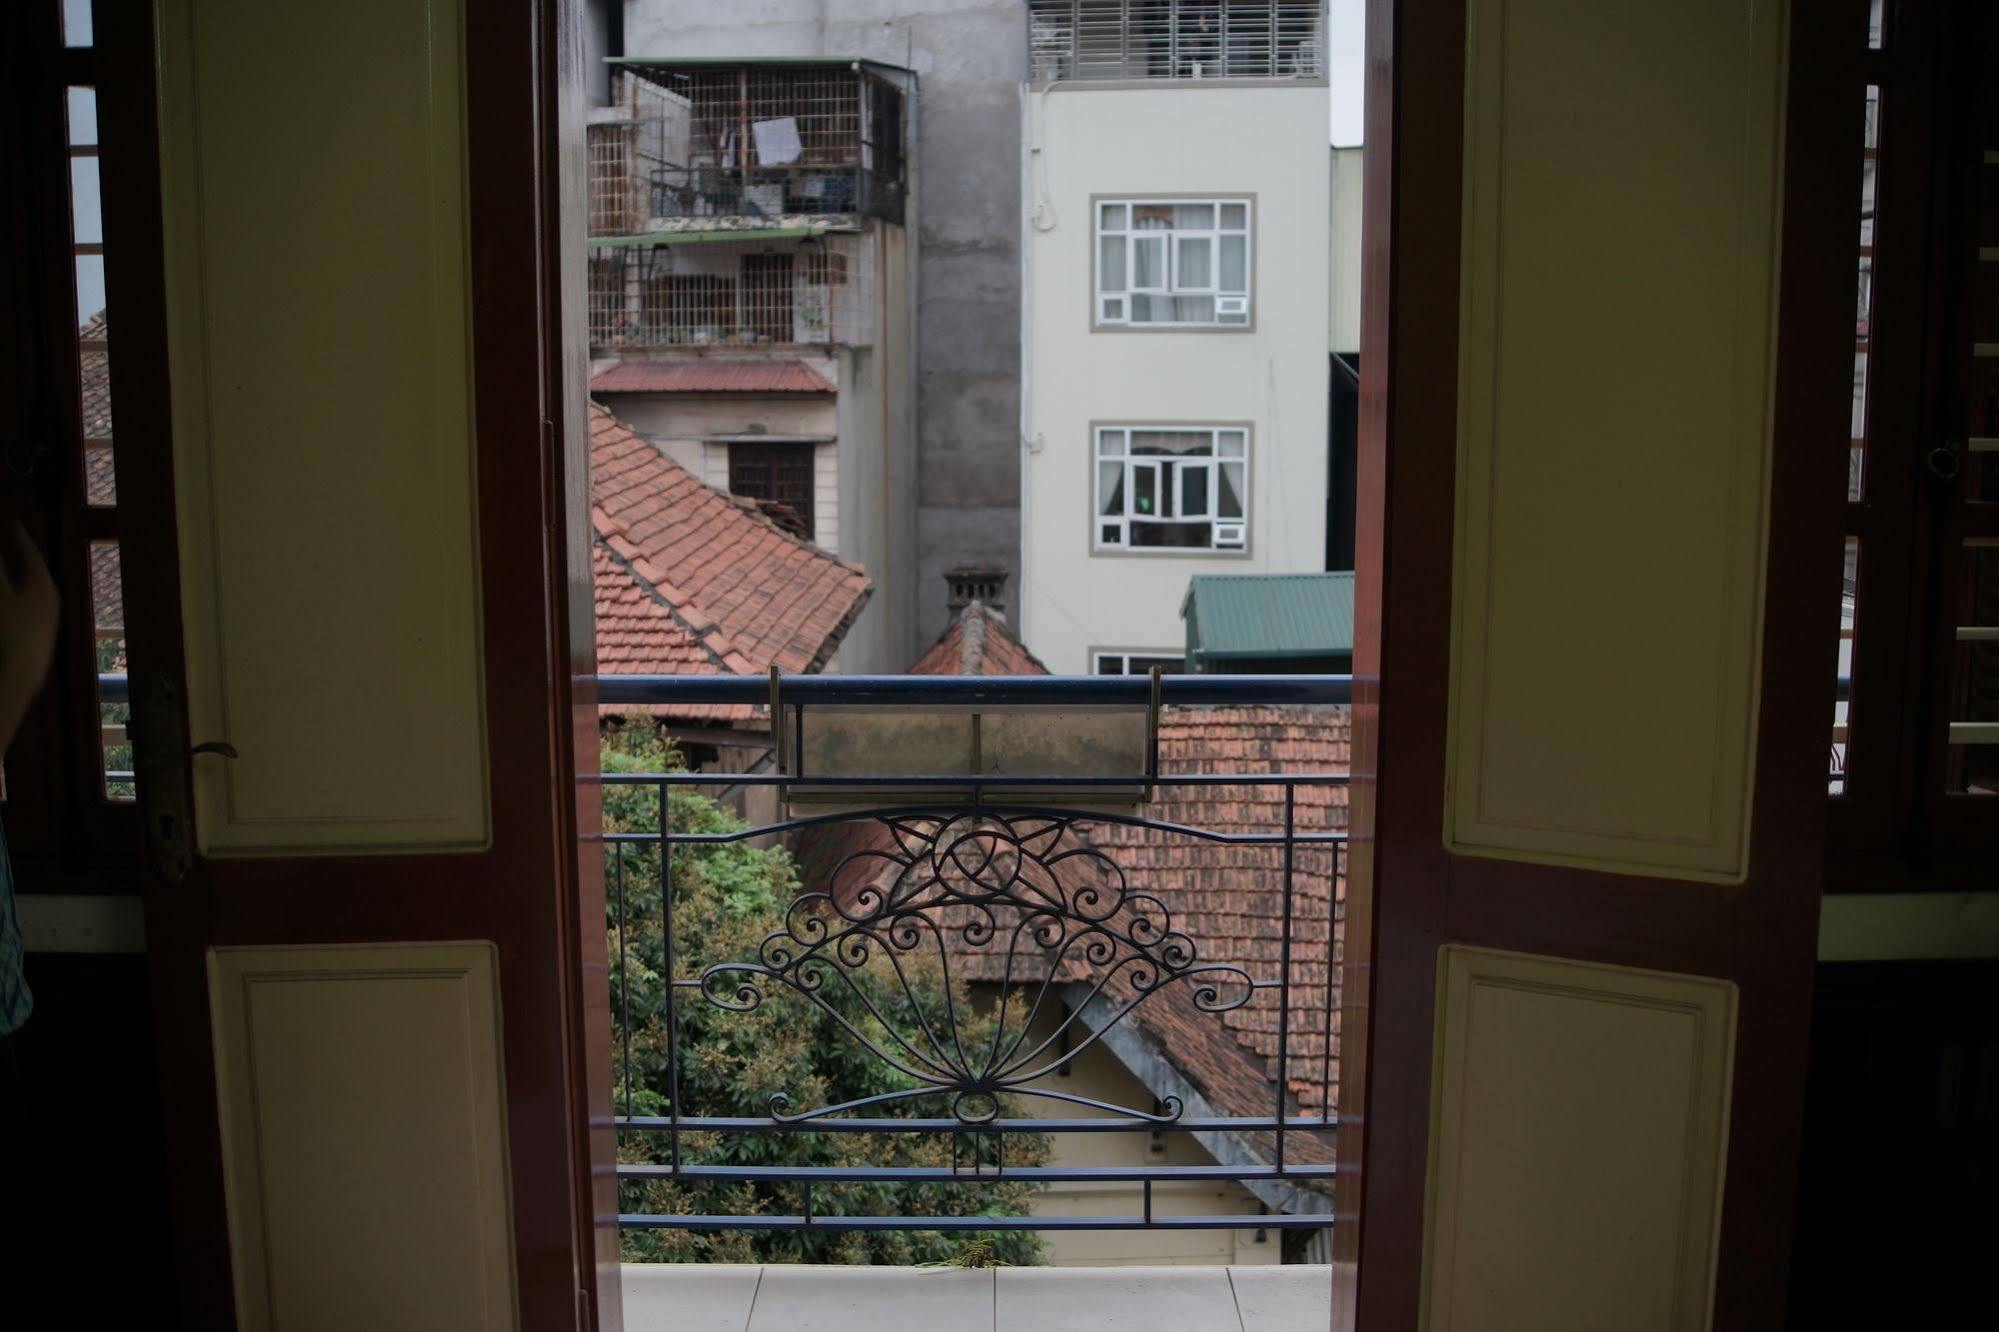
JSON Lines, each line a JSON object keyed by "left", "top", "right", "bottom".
{"left": 1095, "top": 426, "right": 1248, "bottom": 551}
{"left": 1096, "top": 199, "right": 1252, "bottom": 327}
{"left": 1092, "top": 651, "right": 1186, "bottom": 676}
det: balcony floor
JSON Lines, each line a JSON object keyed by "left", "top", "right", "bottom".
{"left": 622, "top": 1263, "right": 1330, "bottom": 1331}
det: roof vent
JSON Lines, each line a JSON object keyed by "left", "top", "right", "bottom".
{"left": 944, "top": 564, "right": 1009, "bottom": 614}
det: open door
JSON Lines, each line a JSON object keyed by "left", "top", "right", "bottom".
{"left": 1336, "top": 1, "right": 1863, "bottom": 1329}
{"left": 8, "top": 2, "right": 616, "bottom": 1327}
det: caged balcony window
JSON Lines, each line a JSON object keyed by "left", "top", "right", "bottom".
{"left": 1096, "top": 199, "right": 1251, "bottom": 327}
{"left": 1029, "top": 1, "right": 1326, "bottom": 83}
{"left": 1095, "top": 426, "right": 1248, "bottom": 552}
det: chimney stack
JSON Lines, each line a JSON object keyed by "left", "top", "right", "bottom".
{"left": 944, "top": 563, "right": 1009, "bottom": 614}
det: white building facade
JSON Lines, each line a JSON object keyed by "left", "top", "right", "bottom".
{"left": 1018, "top": 5, "right": 1331, "bottom": 674}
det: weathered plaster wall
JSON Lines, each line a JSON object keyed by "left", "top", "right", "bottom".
{"left": 621, "top": 1, "right": 1026, "bottom": 649}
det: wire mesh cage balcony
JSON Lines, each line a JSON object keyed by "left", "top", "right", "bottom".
{"left": 589, "top": 60, "right": 909, "bottom": 237}
{"left": 588, "top": 232, "right": 875, "bottom": 350}
{"left": 1028, "top": 0, "right": 1326, "bottom": 83}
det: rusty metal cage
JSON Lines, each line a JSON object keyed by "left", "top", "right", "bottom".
{"left": 1028, "top": 1, "right": 1325, "bottom": 82}
{"left": 589, "top": 61, "right": 908, "bottom": 235}
{"left": 589, "top": 233, "right": 875, "bottom": 351}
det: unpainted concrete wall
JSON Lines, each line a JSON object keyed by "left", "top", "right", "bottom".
{"left": 621, "top": 1, "right": 1026, "bottom": 652}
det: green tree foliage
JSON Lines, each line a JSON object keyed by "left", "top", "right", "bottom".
{"left": 604, "top": 726, "right": 1047, "bottom": 1265}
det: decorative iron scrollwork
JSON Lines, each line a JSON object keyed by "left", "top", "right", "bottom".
{"left": 698, "top": 814, "right": 1258, "bottom": 1124}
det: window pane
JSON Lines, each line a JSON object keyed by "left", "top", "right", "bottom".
{"left": 1100, "top": 523, "right": 1123, "bottom": 545}
{"left": 1098, "top": 461, "right": 1124, "bottom": 514}
{"left": 81, "top": 314, "right": 115, "bottom": 507}
{"left": 1177, "top": 235, "right": 1212, "bottom": 289}
{"left": 71, "top": 156, "right": 103, "bottom": 246}
{"left": 1132, "top": 293, "right": 1214, "bottom": 323}
{"left": 1134, "top": 464, "right": 1157, "bottom": 516}
{"left": 90, "top": 541, "right": 134, "bottom": 801}
{"left": 1850, "top": 85, "right": 1879, "bottom": 501}
{"left": 1133, "top": 204, "right": 1175, "bottom": 230}
{"left": 1220, "top": 202, "right": 1248, "bottom": 229}
{"left": 1100, "top": 235, "right": 1127, "bottom": 292}
{"left": 67, "top": 87, "right": 97, "bottom": 146}
{"left": 1131, "top": 430, "right": 1212, "bottom": 456}
{"left": 1218, "top": 430, "right": 1246, "bottom": 457}
{"left": 1831, "top": 536, "right": 1857, "bottom": 793}
{"left": 1097, "top": 429, "right": 1126, "bottom": 456}
{"left": 1095, "top": 654, "right": 1126, "bottom": 675}
{"left": 75, "top": 254, "right": 105, "bottom": 329}
{"left": 1219, "top": 235, "right": 1247, "bottom": 291}
{"left": 1172, "top": 203, "right": 1214, "bottom": 229}
{"left": 1131, "top": 521, "right": 1213, "bottom": 550}
{"left": 1182, "top": 464, "right": 1209, "bottom": 517}
{"left": 1101, "top": 203, "right": 1127, "bottom": 231}
{"left": 1132, "top": 236, "right": 1167, "bottom": 288}
{"left": 63, "top": 0, "right": 92, "bottom": 47}
{"left": 1220, "top": 462, "right": 1246, "bottom": 518}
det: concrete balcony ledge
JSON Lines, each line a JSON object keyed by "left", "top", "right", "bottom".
{"left": 621, "top": 1263, "right": 1330, "bottom": 1331}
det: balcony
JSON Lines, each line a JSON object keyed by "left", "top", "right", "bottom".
{"left": 1027, "top": 1, "right": 1325, "bottom": 84}
{"left": 587, "top": 232, "right": 874, "bottom": 351}
{"left": 589, "top": 60, "right": 908, "bottom": 237}
{"left": 594, "top": 673, "right": 1346, "bottom": 1288}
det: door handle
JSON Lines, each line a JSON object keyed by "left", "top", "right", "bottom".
{"left": 131, "top": 671, "right": 201, "bottom": 886}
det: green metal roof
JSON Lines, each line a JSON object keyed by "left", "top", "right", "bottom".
{"left": 1181, "top": 572, "right": 1356, "bottom": 663}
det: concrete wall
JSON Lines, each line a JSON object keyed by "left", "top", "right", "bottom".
{"left": 1328, "top": 145, "right": 1361, "bottom": 355}
{"left": 1007, "top": 999, "right": 1284, "bottom": 1266}
{"left": 607, "top": 374, "right": 846, "bottom": 560}
{"left": 620, "top": 1, "right": 1026, "bottom": 649}
{"left": 1020, "top": 82, "right": 1330, "bottom": 673}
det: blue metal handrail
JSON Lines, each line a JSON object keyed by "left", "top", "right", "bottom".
{"left": 592, "top": 671, "right": 1354, "bottom": 707}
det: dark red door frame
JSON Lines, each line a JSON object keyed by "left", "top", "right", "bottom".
{"left": 1334, "top": 2, "right": 1863, "bottom": 1329}
{"left": 90, "top": 0, "right": 615, "bottom": 1326}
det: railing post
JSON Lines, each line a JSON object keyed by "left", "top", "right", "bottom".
{"left": 660, "top": 779, "right": 681, "bottom": 1173}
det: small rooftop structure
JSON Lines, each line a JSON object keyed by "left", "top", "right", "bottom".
{"left": 590, "top": 402, "right": 870, "bottom": 723}
{"left": 1182, "top": 571, "right": 1355, "bottom": 674}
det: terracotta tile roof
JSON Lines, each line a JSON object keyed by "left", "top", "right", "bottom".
{"left": 91, "top": 539, "right": 124, "bottom": 640}
{"left": 908, "top": 600, "right": 1049, "bottom": 676}
{"left": 79, "top": 310, "right": 114, "bottom": 506}
{"left": 592, "top": 542, "right": 757, "bottom": 723}
{"left": 1081, "top": 705, "right": 1349, "bottom": 1132}
{"left": 590, "top": 402, "right": 871, "bottom": 717}
{"left": 590, "top": 359, "right": 835, "bottom": 395}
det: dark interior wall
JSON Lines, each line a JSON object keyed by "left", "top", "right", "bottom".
{"left": 1788, "top": 961, "right": 1999, "bottom": 1326}
{"left": 7, "top": 954, "right": 174, "bottom": 1312}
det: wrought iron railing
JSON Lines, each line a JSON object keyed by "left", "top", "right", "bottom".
{"left": 594, "top": 673, "right": 1347, "bottom": 1240}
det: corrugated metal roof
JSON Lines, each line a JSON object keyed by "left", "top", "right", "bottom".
{"left": 1181, "top": 572, "right": 1355, "bottom": 662}
{"left": 589, "top": 360, "right": 836, "bottom": 394}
